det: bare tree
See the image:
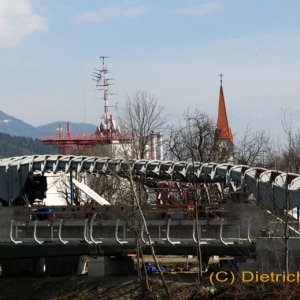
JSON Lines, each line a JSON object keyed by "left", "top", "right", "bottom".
{"left": 71, "top": 91, "right": 165, "bottom": 207}
{"left": 235, "top": 126, "right": 277, "bottom": 168}
{"left": 87, "top": 174, "right": 132, "bottom": 205}
{"left": 118, "top": 90, "right": 166, "bottom": 159}
{"left": 166, "top": 109, "right": 228, "bottom": 162}
{"left": 279, "top": 110, "right": 294, "bottom": 276}
{"left": 279, "top": 112, "right": 300, "bottom": 173}
{"left": 280, "top": 131, "right": 300, "bottom": 173}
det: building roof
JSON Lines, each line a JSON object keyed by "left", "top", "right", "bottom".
{"left": 217, "top": 84, "right": 233, "bottom": 144}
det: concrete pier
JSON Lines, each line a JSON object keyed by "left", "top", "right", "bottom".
{"left": 45, "top": 256, "right": 80, "bottom": 276}
{"left": 88, "top": 256, "right": 134, "bottom": 277}
{"left": 0, "top": 258, "right": 45, "bottom": 276}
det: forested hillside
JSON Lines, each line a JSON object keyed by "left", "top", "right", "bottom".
{"left": 0, "top": 132, "right": 57, "bottom": 158}
{"left": 0, "top": 110, "right": 97, "bottom": 138}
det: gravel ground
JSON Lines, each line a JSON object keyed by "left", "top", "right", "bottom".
{"left": 0, "top": 274, "right": 199, "bottom": 300}
{"left": 1, "top": 273, "right": 298, "bottom": 299}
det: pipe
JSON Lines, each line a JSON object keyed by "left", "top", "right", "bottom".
{"left": 9, "top": 220, "right": 22, "bottom": 244}
{"left": 70, "top": 170, "right": 74, "bottom": 205}
{"left": 83, "top": 219, "right": 93, "bottom": 244}
{"left": 90, "top": 215, "right": 102, "bottom": 244}
{"left": 220, "top": 219, "right": 234, "bottom": 246}
{"left": 33, "top": 220, "right": 44, "bottom": 245}
{"left": 58, "top": 219, "right": 69, "bottom": 244}
{"left": 192, "top": 219, "right": 207, "bottom": 245}
{"left": 247, "top": 217, "right": 252, "bottom": 243}
{"left": 115, "top": 219, "right": 128, "bottom": 245}
{"left": 150, "top": 131, "right": 155, "bottom": 160}
{"left": 67, "top": 122, "right": 71, "bottom": 138}
{"left": 166, "top": 218, "right": 180, "bottom": 245}
{"left": 156, "top": 133, "right": 163, "bottom": 160}
{"left": 140, "top": 223, "right": 153, "bottom": 245}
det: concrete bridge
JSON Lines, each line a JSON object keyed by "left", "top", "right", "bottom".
{"left": 0, "top": 155, "right": 300, "bottom": 275}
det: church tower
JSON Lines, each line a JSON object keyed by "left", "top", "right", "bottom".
{"left": 216, "top": 75, "right": 234, "bottom": 161}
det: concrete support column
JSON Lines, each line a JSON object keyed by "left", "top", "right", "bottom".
{"left": 45, "top": 256, "right": 80, "bottom": 276}
{"left": 77, "top": 255, "right": 89, "bottom": 275}
{"left": 0, "top": 258, "right": 45, "bottom": 276}
{"left": 88, "top": 256, "right": 134, "bottom": 277}
{"left": 33, "top": 258, "right": 45, "bottom": 275}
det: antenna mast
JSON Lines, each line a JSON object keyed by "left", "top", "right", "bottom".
{"left": 99, "top": 56, "right": 111, "bottom": 130}
{"left": 92, "top": 56, "right": 117, "bottom": 135}
{"left": 41, "top": 56, "right": 134, "bottom": 153}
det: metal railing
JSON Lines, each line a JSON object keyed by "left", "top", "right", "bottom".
{"left": 9, "top": 217, "right": 253, "bottom": 247}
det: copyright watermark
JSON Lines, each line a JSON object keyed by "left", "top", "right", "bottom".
{"left": 209, "top": 271, "right": 235, "bottom": 285}
{"left": 209, "top": 271, "right": 300, "bottom": 285}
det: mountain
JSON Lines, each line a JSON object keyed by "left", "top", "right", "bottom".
{"left": 0, "top": 111, "right": 37, "bottom": 138}
{"left": 0, "top": 111, "right": 97, "bottom": 139}
{"left": 0, "top": 132, "right": 57, "bottom": 158}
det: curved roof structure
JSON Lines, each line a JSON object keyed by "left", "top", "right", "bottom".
{"left": 0, "top": 155, "right": 299, "bottom": 215}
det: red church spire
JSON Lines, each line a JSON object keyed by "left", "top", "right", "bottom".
{"left": 217, "top": 74, "right": 233, "bottom": 144}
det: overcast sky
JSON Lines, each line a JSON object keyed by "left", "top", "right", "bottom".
{"left": 0, "top": 0, "right": 300, "bottom": 141}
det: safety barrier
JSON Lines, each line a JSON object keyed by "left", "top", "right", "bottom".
{"left": 9, "top": 217, "right": 251, "bottom": 247}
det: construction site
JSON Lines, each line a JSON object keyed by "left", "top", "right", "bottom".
{"left": 0, "top": 58, "right": 299, "bottom": 300}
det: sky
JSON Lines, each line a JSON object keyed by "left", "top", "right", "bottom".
{"left": 0, "top": 0, "right": 300, "bottom": 142}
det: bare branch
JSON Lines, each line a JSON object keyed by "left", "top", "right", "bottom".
{"left": 166, "top": 109, "right": 229, "bottom": 162}
{"left": 235, "top": 126, "right": 277, "bottom": 168}
{"left": 118, "top": 90, "right": 166, "bottom": 159}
